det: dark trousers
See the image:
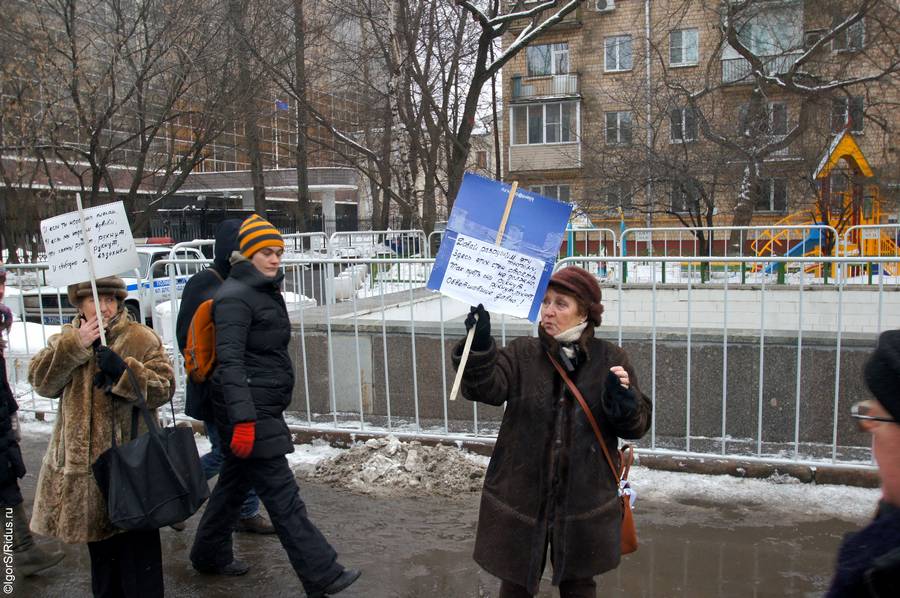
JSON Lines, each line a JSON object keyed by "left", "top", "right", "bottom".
{"left": 87, "top": 529, "right": 163, "bottom": 598}
{"left": 0, "top": 477, "right": 22, "bottom": 507}
{"left": 499, "top": 578, "right": 597, "bottom": 598}
{"left": 200, "top": 421, "right": 259, "bottom": 519}
{"left": 190, "top": 453, "right": 342, "bottom": 594}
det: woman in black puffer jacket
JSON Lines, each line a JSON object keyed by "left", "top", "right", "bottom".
{"left": 189, "top": 215, "right": 360, "bottom": 598}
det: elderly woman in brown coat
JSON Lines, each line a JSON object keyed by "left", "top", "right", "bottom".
{"left": 28, "top": 277, "right": 175, "bottom": 598}
{"left": 453, "top": 266, "right": 652, "bottom": 598}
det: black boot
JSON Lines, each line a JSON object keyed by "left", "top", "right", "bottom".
{"left": 308, "top": 568, "right": 361, "bottom": 597}
{"left": 10, "top": 503, "right": 65, "bottom": 577}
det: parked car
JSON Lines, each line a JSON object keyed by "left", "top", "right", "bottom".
{"left": 20, "top": 244, "right": 206, "bottom": 324}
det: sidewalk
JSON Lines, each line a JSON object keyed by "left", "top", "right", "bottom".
{"left": 14, "top": 425, "right": 872, "bottom": 597}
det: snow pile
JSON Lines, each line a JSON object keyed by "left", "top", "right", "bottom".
{"left": 308, "top": 435, "right": 487, "bottom": 497}
{"left": 286, "top": 439, "right": 344, "bottom": 475}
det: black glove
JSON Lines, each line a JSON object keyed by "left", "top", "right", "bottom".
{"left": 465, "top": 304, "right": 491, "bottom": 351}
{"left": 95, "top": 346, "right": 128, "bottom": 382}
{"left": 603, "top": 370, "right": 637, "bottom": 423}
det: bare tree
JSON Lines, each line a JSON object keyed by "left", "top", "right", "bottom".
{"left": 582, "top": 0, "right": 899, "bottom": 253}
{"left": 242, "top": 1, "right": 585, "bottom": 233}
{"left": 0, "top": 0, "right": 240, "bottom": 247}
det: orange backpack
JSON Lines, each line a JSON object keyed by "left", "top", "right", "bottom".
{"left": 183, "top": 269, "right": 223, "bottom": 383}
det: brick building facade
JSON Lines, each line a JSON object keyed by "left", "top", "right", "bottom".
{"left": 502, "top": 0, "right": 899, "bottom": 230}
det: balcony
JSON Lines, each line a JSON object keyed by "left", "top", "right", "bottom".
{"left": 721, "top": 53, "right": 802, "bottom": 84}
{"left": 507, "top": 4, "right": 582, "bottom": 32}
{"left": 510, "top": 73, "right": 580, "bottom": 102}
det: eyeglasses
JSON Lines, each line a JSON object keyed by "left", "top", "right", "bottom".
{"left": 851, "top": 400, "right": 896, "bottom": 431}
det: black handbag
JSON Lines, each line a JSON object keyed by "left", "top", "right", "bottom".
{"left": 92, "top": 368, "right": 209, "bottom": 530}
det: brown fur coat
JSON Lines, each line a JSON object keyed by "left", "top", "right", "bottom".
{"left": 28, "top": 309, "right": 175, "bottom": 543}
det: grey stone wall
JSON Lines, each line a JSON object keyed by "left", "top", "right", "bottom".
{"left": 289, "top": 320, "right": 878, "bottom": 456}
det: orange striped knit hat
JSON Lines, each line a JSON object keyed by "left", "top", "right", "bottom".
{"left": 238, "top": 214, "right": 284, "bottom": 258}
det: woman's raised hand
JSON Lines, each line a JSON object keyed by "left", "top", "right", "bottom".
{"left": 78, "top": 316, "right": 102, "bottom": 348}
{"left": 465, "top": 304, "right": 491, "bottom": 350}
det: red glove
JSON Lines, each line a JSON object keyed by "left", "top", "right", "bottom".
{"left": 230, "top": 422, "right": 255, "bottom": 458}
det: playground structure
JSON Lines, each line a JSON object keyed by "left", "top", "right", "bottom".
{"left": 752, "top": 130, "right": 900, "bottom": 278}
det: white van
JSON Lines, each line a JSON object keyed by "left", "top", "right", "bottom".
{"left": 20, "top": 244, "right": 205, "bottom": 324}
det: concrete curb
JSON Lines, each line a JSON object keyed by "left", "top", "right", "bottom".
{"left": 636, "top": 454, "right": 880, "bottom": 488}
{"left": 283, "top": 426, "right": 881, "bottom": 489}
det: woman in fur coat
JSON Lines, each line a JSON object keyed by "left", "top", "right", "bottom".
{"left": 453, "top": 266, "right": 652, "bottom": 598}
{"left": 28, "top": 276, "right": 175, "bottom": 597}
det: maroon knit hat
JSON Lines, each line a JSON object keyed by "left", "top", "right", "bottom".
{"left": 548, "top": 266, "right": 603, "bottom": 326}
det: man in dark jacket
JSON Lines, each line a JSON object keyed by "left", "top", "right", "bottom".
{"left": 0, "top": 264, "right": 64, "bottom": 576}
{"left": 189, "top": 215, "right": 359, "bottom": 597}
{"left": 175, "top": 220, "right": 274, "bottom": 534}
{"left": 827, "top": 330, "right": 900, "bottom": 597}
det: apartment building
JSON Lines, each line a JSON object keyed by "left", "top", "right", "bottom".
{"left": 502, "top": 0, "right": 899, "bottom": 229}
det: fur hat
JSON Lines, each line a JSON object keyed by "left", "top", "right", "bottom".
{"left": 864, "top": 330, "right": 900, "bottom": 423}
{"left": 238, "top": 214, "right": 284, "bottom": 258}
{"left": 548, "top": 266, "right": 604, "bottom": 326}
{"left": 67, "top": 277, "right": 127, "bottom": 308}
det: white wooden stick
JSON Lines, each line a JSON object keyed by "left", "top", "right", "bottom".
{"left": 449, "top": 314, "right": 477, "bottom": 402}
{"left": 450, "top": 180, "right": 518, "bottom": 401}
{"left": 75, "top": 193, "right": 106, "bottom": 346}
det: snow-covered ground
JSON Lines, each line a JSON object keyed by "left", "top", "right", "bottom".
{"left": 605, "top": 261, "right": 900, "bottom": 286}
{"left": 18, "top": 418, "right": 880, "bottom": 522}
{"left": 290, "top": 437, "right": 883, "bottom": 523}
{"left": 190, "top": 433, "right": 343, "bottom": 476}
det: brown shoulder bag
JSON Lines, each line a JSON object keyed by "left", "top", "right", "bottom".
{"left": 547, "top": 353, "right": 638, "bottom": 555}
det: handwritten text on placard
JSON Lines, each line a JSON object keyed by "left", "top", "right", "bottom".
{"left": 439, "top": 234, "right": 544, "bottom": 319}
{"left": 40, "top": 201, "right": 139, "bottom": 287}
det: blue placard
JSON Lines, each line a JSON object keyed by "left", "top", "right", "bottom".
{"left": 428, "top": 173, "right": 572, "bottom": 321}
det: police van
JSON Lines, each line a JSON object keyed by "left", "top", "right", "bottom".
{"left": 21, "top": 240, "right": 205, "bottom": 325}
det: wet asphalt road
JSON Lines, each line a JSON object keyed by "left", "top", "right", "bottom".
{"left": 14, "top": 429, "right": 860, "bottom": 597}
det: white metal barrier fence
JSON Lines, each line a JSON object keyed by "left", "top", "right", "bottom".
{"left": 4, "top": 254, "right": 893, "bottom": 471}
{"left": 618, "top": 225, "right": 841, "bottom": 284}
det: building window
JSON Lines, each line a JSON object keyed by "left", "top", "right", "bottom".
{"left": 832, "top": 17, "right": 865, "bottom": 52}
{"left": 604, "top": 183, "right": 632, "bottom": 210}
{"left": 756, "top": 178, "right": 787, "bottom": 212}
{"left": 769, "top": 102, "right": 788, "bottom": 136}
{"left": 530, "top": 185, "right": 572, "bottom": 202}
{"left": 476, "top": 150, "right": 488, "bottom": 169}
{"left": 739, "top": 102, "right": 789, "bottom": 136}
{"left": 768, "top": 102, "right": 789, "bottom": 155}
{"left": 511, "top": 101, "right": 578, "bottom": 145}
{"left": 669, "top": 28, "right": 699, "bottom": 67}
{"left": 670, "top": 184, "right": 697, "bottom": 213}
{"left": 604, "top": 35, "right": 633, "bottom": 72}
{"left": 605, "top": 111, "right": 632, "bottom": 145}
{"left": 670, "top": 107, "right": 698, "bottom": 143}
{"left": 832, "top": 96, "right": 864, "bottom": 134}
{"left": 527, "top": 43, "right": 569, "bottom": 76}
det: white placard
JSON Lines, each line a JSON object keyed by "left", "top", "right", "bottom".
{"left": 634, "top": 231, "right": 652, "bottom": 242}
{"left": 40, "top": 201, "right": 139, "bottom": 287}
{"left": 439, "top": 234, "right": 544, "bottom": 319}
{"left": 861, "top": 228, "right": 880, "bottom": 241}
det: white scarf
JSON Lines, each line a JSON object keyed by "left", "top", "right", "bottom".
{"left": 553, "top": 321, "right": 588, "bottom": 359}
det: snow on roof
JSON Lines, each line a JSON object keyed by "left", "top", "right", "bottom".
{"left": 814, "top": 130, "right": 848, "bottom": 179}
